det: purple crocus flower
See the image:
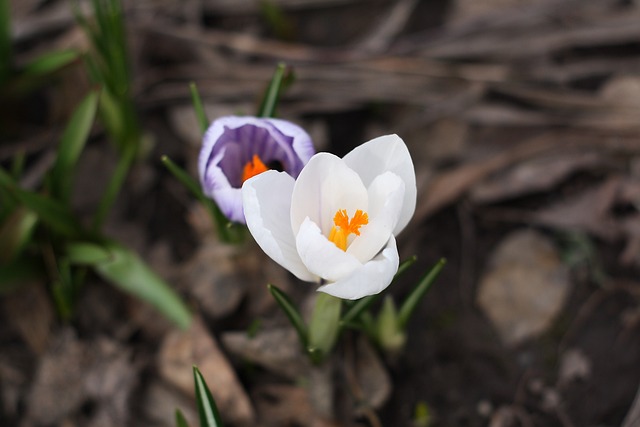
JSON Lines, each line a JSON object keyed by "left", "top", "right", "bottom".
{"left": 198, "top": 116, "right": 315, "bottom": 223}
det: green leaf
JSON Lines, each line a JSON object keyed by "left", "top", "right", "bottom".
{"left": 0, "top": 0, "right": 11, "bottom": 83}
{"left": 67, "top": 241, "right": 192, "bottom": 329}
{"left": 50, "top": 91, "right": 99, "bottom": 202}
{"left": 339, "top": 256, "right": 418, "bottom": 330}
{"left": 375, "top": 296, "right": 406, "bottom": 353}
{"left": 91, "top": 142, "right": 136, "bottom": 232}
{"left": 257, "top": 62, "right": 288, "bottom": 118}
{"left": 0, "top": 207, "right": 38, "bottom": 264}
{"left": 339, "top": 294, "right": 377, "bottom": 331}
{"left": 189, "top": 82, "right": 209, "bottom": 134}
{"left": 308, "top": 292, "right": 341, "bottom": 363}
{"left": 22, "top": 49, "right": 80, "bottom": 77}
{"left": 0, "top": 256, "right": 43, "bottom": 294}
{"left": 396, "top": 255, "right": 417, "bottom": 277}
{"left": 175, "top": 409, "right": 190, "bottom": 427}
{"left": 0, "top": 168, "right": 83, "bottom": 238}
{"left": 267, "top": 283, "right": 308, "bottom": 347}
{"left": 397, "top": 258, "right": 446, "bottom": 329}
{"left": 193, "top": 366, "right": 224, "bottom": 427}
{"left": 161, "top": 155, "right": 244, "bottom": 244}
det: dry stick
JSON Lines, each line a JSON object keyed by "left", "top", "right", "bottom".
{"left": 355, "top": 0, "right": 420, "bottom": 54}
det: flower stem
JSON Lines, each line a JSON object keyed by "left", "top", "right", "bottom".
{"left": 308, "top": 292, "right": 342, "bottom": 364}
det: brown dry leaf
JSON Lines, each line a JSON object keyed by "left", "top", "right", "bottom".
{"left": 471, "top": 150, "right": 602, "bottom": 204}
{"left": 253, "top": 384, "right": 341, "bottom": 427}
{"left": 26, "top": 329, "right": 137, "bottom": 426}
{"left": 3, "top": 283, "right": 53, "bottom": 355}
{"left": 416, "top": 132, "right": 558, "bottom": 221}
{"left": 477, "top": 229, "right": 571, "bottom": 346}
{"left": 222, "top": 328, "right": 308, "bottom": 380}
{"left": 532, "top": 177, "right": 622, "bottom": 241}
{"left": 158, "top": 316, "right": 255, "bottom": 424}
{"left": 349, "top": 337, "right": 391, "bottom": 411}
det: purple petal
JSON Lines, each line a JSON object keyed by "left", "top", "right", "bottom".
{"left": 198, "top": 116, "right": 315, "bottom": 223}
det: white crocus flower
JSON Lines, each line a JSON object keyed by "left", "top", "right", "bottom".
{"left": 242, "top": 134, "right": 416, "bottom": 300}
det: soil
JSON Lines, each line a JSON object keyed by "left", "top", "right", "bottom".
{"left": 2, "top": 0, "right": 640, "bottom": 426}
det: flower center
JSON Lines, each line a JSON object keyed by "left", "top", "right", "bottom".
{"left": 242, "top": 154, "right": 269, "bottom": 182}
{"left": 328, "top": 209, "right": 369, "bottom": 251}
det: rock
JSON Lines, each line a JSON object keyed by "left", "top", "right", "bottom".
{"left": 158, "top": 317, "right": 255, "bottom": 424}
{"left": 141, "top": 380, "right": 198, "bottom": 427}
{"left": 222, "top": 328, "right": 308, "bottom": 380}
{"left": 477, "top": 229, "right": 571, "bottom": 346}
{"left": 26, "top": 329, "right": 137, "bottom": 426}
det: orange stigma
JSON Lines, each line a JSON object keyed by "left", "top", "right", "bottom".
{"left": 328, "top": 209, "right": 369, "bottom": 251}
{"left": 242, "top": 154, "right": 269, "bottom": 182}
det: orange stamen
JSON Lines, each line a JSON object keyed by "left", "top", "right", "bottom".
{"left": 329, "top": 209, "right": 369, "bottom": 251}
{"left": 242, "top": 154, "right": 269, "bottom": 182}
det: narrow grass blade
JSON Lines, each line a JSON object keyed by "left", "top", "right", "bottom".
{"left": 339, "top": 256, "right": 418, "bottom": 330}
{"left": 189, "top": 82, "right": 209, "bottom": 134}
{"left": 0, "top": 207, "right": 38, "bottom": 264}
{"left": 193, "top": 366, "right": 224, "bottom": 427}
{"left": 22, "top": 49, "right": 80, "bottom": 77}
{"left": 0, "top": 0, "right": 11, "bottom": 83}
{"left": 91, "top": 142, "right": 136, "bottom": 231}
{"left": 396, "top": 255, "right": 417, "bottom": 278}
{"left": 257, "top": 62, "right": 287, "bottom": 118}
{"left": 0, "top": 168, "right": 82, "bottom": 238}
{"left": 340, "top": 294, "right": 376, "bottom": 330}
{"left": 67, "top": 241, "right": 192, "bottom": 329}
{"left": 397, "top": 258, "right": 446, "bottom": 329}
{"left": 51, "top": 91, "right": 99, "bottom": 202}
{"left": 175, "top": 409, "right": 190, "bottom": 427}
{"left": 267, "top": 283, "right": 308, "bottom": 347}
{"left": 161, "top": 155, "right": 244, "bottom": 244}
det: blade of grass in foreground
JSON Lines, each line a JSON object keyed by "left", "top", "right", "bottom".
{"left": 397, "top": 258, "right": 446, "bottom": 329}
{"left": 50, "top": 91, "right": 99, "bottom": 202}
{"left": 189, "top": 82, "right": 209, "bottom": 134}
{"left": 268, "top": 283, "right": 308, "bottom": 347}
{"left": 0, "top": 0, "right": 12, "bottom": 83}
{"left": 193, "top": 366, "right": 224, "bottom": 427}
{"left": 67, "top": 241, "right": 192, "bottom": 329}
{"left": 258, "top": 62, "right": 289, "bottom": 118}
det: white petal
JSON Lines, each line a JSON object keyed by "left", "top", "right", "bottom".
{"left": 317, "top": 236, "right": 399, "bottom": 300}
{"left": 290, "top": 153, "right": 368, "bottom": 236}
{"left": 343, "top": 134, "right": 416, "bottom": 235}
{"left": 347, "top": 172, "right": 405, "bottom": 263}
{"left": 296, "top": 217, "right": 362, "bottom": 282}
{"left": 242, "top": 171, "right": 316, "bottom": 282}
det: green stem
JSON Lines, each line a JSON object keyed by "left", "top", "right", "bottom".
{"left": 308, "top": 292, "right": 342, "bottom": 364}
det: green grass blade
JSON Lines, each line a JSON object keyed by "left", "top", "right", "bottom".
{"left": 51, "top": 91, "right": 99, "bottom": 202}
{"left": 193, "top": 366, "right": 224, "bottom": 427}
{"left": 67, "top": 241, "right": 192, "bottom": 329}
{"left": 397, "top": 258, "right": 446, "bottom": 329}
{"left": 175, "top": 409, "right": 190, "bottom": 427}
{"left": 339, "top": 256, "right": 419, "bottom": 330}
{"left": 189, "top": 82, "right": 209, "bottom": 134}
{"left": 0, "top": 168, "right": 82, "bottom": 238}
{"left": 0, "top": 207, "right": 38, "bottom": 264}
{"left": 22, "top": 49, "right": 80, "bottom": 77}
{"left": 0, "top": 0, "right": 12, "bottom": 83}
{"left": 257, "top": 62, "right": 287, "bottom": 118}
{"left": 91, "top": 142, "right": 136, "bottom": 231}
{"left": 161, "top": 155, "right": 244, "bottom": 244}
{"left": 267, "top": 283, "right": 308, "bottom": 347}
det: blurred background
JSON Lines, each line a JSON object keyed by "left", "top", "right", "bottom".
{"left": 1, "top": 0, "right": 640, "bottom": 426}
